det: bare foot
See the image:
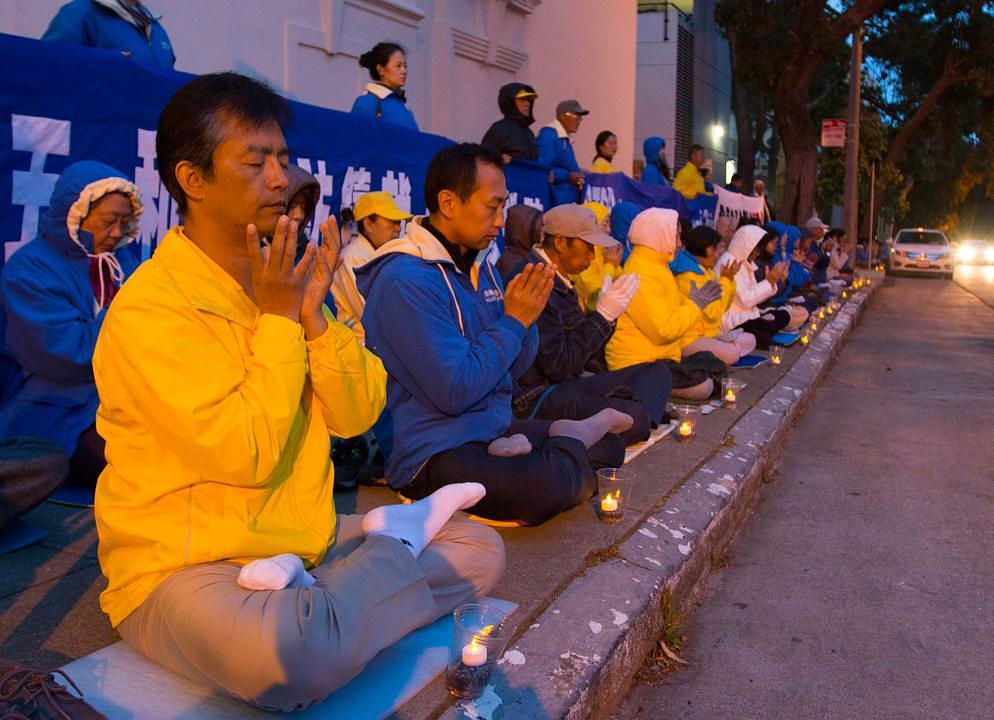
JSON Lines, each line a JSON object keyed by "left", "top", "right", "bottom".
{"left": 549, "top": 408, "right": 634, "bottom": 448}
{"left": 487, "top": 433, "right": 532, "bottom": 457}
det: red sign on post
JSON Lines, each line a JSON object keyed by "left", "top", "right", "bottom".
{"left": 821, "top": 119, "right": 846, "bottom": 148}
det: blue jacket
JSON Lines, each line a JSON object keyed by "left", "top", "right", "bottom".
{"left": 0, "top": 161, "right": 142, "bottom": 454}
{"left": 668, "top": 248, "right": 705, "bottom": 277}
{"left": 350, "top": 84, "right": 419, "bottom": 131}
{"left": 767, "top": 224, "right": 810, "bottom": 304}
{"left": 536, "top": 123, "right": 582, "bottom": 207}
{"left": 43, "top": 0, "right": 175, "bottom": 69}
{"left": 356, "top": 217, "right": 538, "bottom": 489}
{"left": 640, "top": 136, "right": 669, "bottom": 187}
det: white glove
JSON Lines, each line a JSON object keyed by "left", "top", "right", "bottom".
{"left": 688, "top": 279, "right": 723, "bottom": 309}
{"left": 596, "top": 273, "right": 640, "bottom": 322}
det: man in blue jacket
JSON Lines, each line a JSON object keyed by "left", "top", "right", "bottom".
{"left": 537, "top": 100, "right": 589, "bottom": 207}
{"left": 358, "top": 144, "right": 631, "bottom": 526}
{"left": 0, "top": 160, "right": 142, "bottom": 490}
{"left": 43, "top": 0, "right": 175, "bottom": 69}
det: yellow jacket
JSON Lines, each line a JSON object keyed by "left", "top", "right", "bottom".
{"left": 572, "top": 245, "right": 622, "bottom": 313}
{"left": 93, "top": 228, "right": 386, "bottom": 627}
{"left": 674, "top": 264, "right": 735, "bottom": 344}
{"left": 591, "top": 157, "right": 619, "bottom": 174}
{"left": 672, "top": 162, "right": 707, "bottom": 199}
{"left": 606, "top": 244, "right": 703, "bottom": 368}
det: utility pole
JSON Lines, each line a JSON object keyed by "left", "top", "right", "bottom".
{"left": 843, "top": 26, "right": 862, "bottom": 271}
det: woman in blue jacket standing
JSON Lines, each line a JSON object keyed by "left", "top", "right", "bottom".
{"left": 351, "top": 42, "right": 419, "bottom": 130}
{"left": 0, "top": 161, "right": 142, "bottom": 491}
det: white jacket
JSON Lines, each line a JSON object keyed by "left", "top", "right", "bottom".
{"left": 715, "top": 225, "right": 776, "bottom": 332}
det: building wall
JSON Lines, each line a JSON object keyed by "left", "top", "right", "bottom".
{"left": 0, "top": 0, "right": 637, "bottom": 174}
{"left": 635, "top": 0, "right": 733, "bottom": 181}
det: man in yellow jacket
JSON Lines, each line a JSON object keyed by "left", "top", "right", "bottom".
{"left": 672, "top": 143, "right": 710, "bottom": 200}
{"left": 93, "top": 72, "right": 504, "bottom": 712}
{"left": 605, "top": 208, "right": 724, "bottom": 400}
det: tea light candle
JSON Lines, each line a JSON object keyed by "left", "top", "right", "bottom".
{"left": 678, "top": 420, "right": 694, "bottom": 437}
{"left": 810, "top": 321, "right": 818, "bottom": 331}
{"left": 818, "top": 310, "right": 825, "bottom": 319}
{"left": 461, "top": 638, "right": 487, "bottom": 667}
{"left": 801, "top": 334, "right": 810, "bottom": 346}
{"left": 600, "top": 492, "right": 619, "bottom": 513}
{"left": 826, "top": 305, "right": 834, "bottom": 315}
{"left": 770, "top": 347, "right": 782, "bottom": 366}
{"left": 725, "top": 389, "right": 736, "bottom": 404}
{"left": 842, "top": 290, "right": 848, "bottom": 299}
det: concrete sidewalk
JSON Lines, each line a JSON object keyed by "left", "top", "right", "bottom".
{"left": 612, "top": 275, "right": 994, "bottom": 719}
{"left": 0, "top": 280, "right": 879, "bottom": 720}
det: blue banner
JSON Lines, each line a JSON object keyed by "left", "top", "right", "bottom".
{"left": 581, "top": 172, "right": 718, "bottom": 227}
{"left": 0, "top": 32, "right": 549, "bottom": 267}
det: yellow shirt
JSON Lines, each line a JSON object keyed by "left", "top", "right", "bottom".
{"left": 93, "top": 228, "right": 386, "bottom": 626}
{"left": 606, "top": 245, "right": 703, "bottom": 367}
{"left": 571, "top": 245, "right": 622, "bottom": 313}
{"left": 591, "top": 157, "right": 619, "bottom": 174}
{"left": 672, "top": 162, "right": 707, "bottom": 199}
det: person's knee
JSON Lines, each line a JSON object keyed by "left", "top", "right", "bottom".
{"left": 673, "top": 378, "right": 713, "bottom": 401}
{"left": 710, "top": 342, "right": 740, "bottom": 366}
{"left": 738, "top": 332, "right": 757, "bottom": 356}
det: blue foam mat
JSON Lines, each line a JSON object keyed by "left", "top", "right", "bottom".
{"left": 732, "top": 354, "right": 770, "bottom": 369}
{"left": 62, "top": 596, "right": 517, "bottom": 719}
{"left": 48, "top": 485, "right": 95, "bottom": 508}
{"left": 772, "top": 331, "right": 801, "bottom": 346}
{"left": 0, "top": 518, "right": 49, "bottom": 555}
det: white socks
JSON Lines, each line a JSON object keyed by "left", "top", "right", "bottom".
{"left": 237, "top": 553, "right": 316, "bottom": 591}
{"left": 361, "top": 482, "right": 487, "bottom": 558}
{"left": 487, "top": 433, "right": 532, "bottom": 457}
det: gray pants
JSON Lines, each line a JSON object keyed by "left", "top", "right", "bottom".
{"left": 118, "top": 513, "right": 504, "bottom": 712}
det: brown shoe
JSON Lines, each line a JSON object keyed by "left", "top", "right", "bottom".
{"left": 0, "top": 658, "right": 106, "bottom": 719}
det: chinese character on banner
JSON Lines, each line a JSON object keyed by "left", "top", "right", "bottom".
{"left": 340, "top": 166, "right": 371, "bottom": 212}
{"left": 296, "top": 158, "right": 334, "bottom": 242}
{"left": 9, "top": 114, "right": 71, "bottom": 260}
{"left": 380, "top": 170, "right": 412, "bottom": 215}
{"left": 523, "top": 196, "right": 545, "bottom": 210}
{"left": 135, "top": 128, "right": 165, "bottom": 260}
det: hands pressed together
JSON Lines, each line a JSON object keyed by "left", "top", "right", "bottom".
{"left": 504, "top": 262, "right": 555, "bottom": 329}
{"left": 245, "top": 216, "right": 343, "bottom": 340}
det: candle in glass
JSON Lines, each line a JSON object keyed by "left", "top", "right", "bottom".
{"left": 770, "top": 345, "right": 783, "bottom": 366}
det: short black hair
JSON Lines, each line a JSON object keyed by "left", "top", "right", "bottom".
{"left": 730, "top": 173, "right": 742, "bottom": 183}
{"left": 357, "top": 213, "right": 380, "bottom": 239}
{"left": 685, "top": 225, "right": 722, "bottom": 257}
{"left": 359, "top": 42, "right": 405, "bottom": 80}
{"left": 737, "top": 216, "right": 761, "bottom": 229}
{"left": 689, "top": 143, "right": 704, "bottom": 155}
{"left": 156, "top": 72, "right": 291, "bottom": 214}
{"left": 424, "top": 143, "right": 503, "bottom": 214}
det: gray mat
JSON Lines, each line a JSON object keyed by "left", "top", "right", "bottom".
{"left": 61, "top": 597, "right": 516, "bottom": 719}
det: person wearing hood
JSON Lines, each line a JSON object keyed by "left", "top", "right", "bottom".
{"left": 357, "top": 143, "right": 632, "bottom": 526}
{"left": 351, "top": 42, "right": 418, "bottom": 130}
{"left": 43, "top": 0, "right": 175, "bottom": 69}
{"left": 640, "top": 137, "right": 670, "bottom": 187}
{"left": 713, "top": 225, "right": 792, "bottom": 348}
{"left": 495, "top": 203, "right": 543, "bottom": 279}
{"left": 481, "top": 83, "right": 539, "bottom": 163}
{"left": 571, "top": 201, "right": 623, "bottom": 312}
{"left": 610, "top": 200, "right": 642, "bottom": 252}
{"left": 766, "top": 222, "right": 816, "bottom": 321}
{"left": 94, "top": 73, "right": 502, "bottom": 712}
{"left": 673, "top": 144, "right": 710, "bottom": 200}
{"left": 606, "top": 208, "right": 726, "bottom": 400}
{"left": 670, "top": 225, "right": 757, "bottom": 365}
{"left": 331, "top": 191, "right": 412, "bottom": 343}
{"left": 285, "top": 165, "right": 320, "bottom": 234}
{"left": 591, "top": 131, "right": 620, "bottom": 174}
{"left": 537, "top": 99, "right": 588, "bottom": 207}
{"left": 0, "top": 160, "right": 142, "bottom": 490}
{"left": 503, "top": 204, "right": 671, "bottom": 446}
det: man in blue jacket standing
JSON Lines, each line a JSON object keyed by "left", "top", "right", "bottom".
{"left": 537, "top": 100, "right": 589, "bottom": 207}
{"left": 358, "top": 144, "right": 631, "bottom": 526}
{"left": 43, "top": 0, "right": 175, "bottom": 69}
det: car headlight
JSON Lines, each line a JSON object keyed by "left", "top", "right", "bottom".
{"left": 985, "top": 247, "right": 994, "bottom": 263}
{"left": 957, "top": 247, "right": 976, "bottom": 262}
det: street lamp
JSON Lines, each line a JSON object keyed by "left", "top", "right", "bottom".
{"left": 710, "top": 123, "right": 725, "bottom": 147}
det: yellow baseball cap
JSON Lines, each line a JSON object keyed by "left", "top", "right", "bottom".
{"left": 515, "top": 88, "right": 538, "bottom": 99}
{"left": 353, "top": 191, "right": 413, "bottom": 222}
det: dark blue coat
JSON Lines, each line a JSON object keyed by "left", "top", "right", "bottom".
{"left": 43, "top": 0, "right": 175, "bottom": 69}
{"left": 536, "top": 125, "right": 582, "bottom": 207}
{"left": 0, "top": 161, "right": 141, "bottom": 454}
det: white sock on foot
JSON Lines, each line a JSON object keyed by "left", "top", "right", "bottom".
{"left": 487, "top": 433, "right": 532, "bottom": 457}
{"left": 237, "top": 553, "right": 316, "bottom": 591}
{"left": 361, "top": 482, "right": 486, "bottom": 557}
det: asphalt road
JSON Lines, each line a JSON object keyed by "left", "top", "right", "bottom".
{"left": 611, "top": 276, "right": 994, "bottom": 720}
